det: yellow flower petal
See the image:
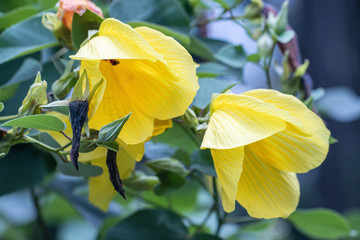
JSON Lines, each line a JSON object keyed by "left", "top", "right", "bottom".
{"left": 202, "top": 94, "right": 296, "bottom": 149}
{"left": 135, "top": 26, "right": 199, "bottom": 120}
{"left": 237, "top": 147, "right": 300, "bottom": 219}
{"left": 243, "top": 89, "right": 330, "bottom": 172}
{"left": 152, "top": 119, "right": 173, "bottom": 137}
{"left": 211, "top": 147, "right": 244, "bottom": 213}
{"left": 71, "top": 18, "right": 162, "bottom": 61}
{"left": 88, "top": 147, "right": 136, "bottom": 211}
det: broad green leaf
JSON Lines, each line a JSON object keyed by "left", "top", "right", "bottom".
{"left": 109, "top": 0, "right": 190, "bottom": 33}
{"left": 288, "top": 208, "right": 354, "bottom": 239}
{"left": 0, "top": 14, "right": 58, "bottom": 64}
{"left": 105, "top": 209, "right": 188, "bottom": 240}
{"left": 0, "top": 102, "right": 3, "bottom": 112}
{"left": 193, "top": 78, "right": 237, "bottom": 109}
{"left": 2, "top": 114, "right": 66, "bottom": 131}
{"left": 71, "top": 9, "right": 104, "bottom": 49}
{"left": 38, "top": 0, "right": 58, "bottom": 10}
{"left": 0, "top": 0, "right": 37, "bottom": 12}
{"left": 154, "top": 171, "right": 186, "bottom": 196}
{"left": 1, "top": 58, "right": 42, "bottom": 88}
{"left": 128, "top": 21, "right": 190, "bottom": 45}
{"left": 0, "top": 84, "right": 19, "bottom": 102}
{"left": 97, "top": 114, "right": 131, "bottom": 143}
{"left": 146, "top": 158, "right": 188, "bottom": 177}
{"left": 215, "top": 44, "right": 247, "bottom": 68}
{"left": 191, "top": 149, "right": 216, "bottom": 177}
{"left": 123, "top": 170, "right": 159, "bottom": 191}
{"left": 40, "top": 100, "right": 70, "bottom": 115}
{"left": 0, "top": 144, "right": 56, "bottom": 196}
{"left": 146, "top": 158, "right": 188, "bottom": 196}
{"left": 172, "top": 148, "right": 191, "bottom": 166}
{"left": 184, "top": 36, "right": 215, "bottom": 61}
{"left": 191, "top": 234, "right": 223, "bottom": 240}
{"left": 197, "top": 62, "right": 228, "bottom": 78}
{"left": 42, "top": 193, "right": 80, "bottom": 223}
{"left": 0, "top": 5, "right": 38, "bottom": 31}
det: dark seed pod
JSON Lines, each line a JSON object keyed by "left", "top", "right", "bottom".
{"left": 106, "top": 149, "right": 126, "bottom": 199}
{"left": 69, "top": 100, "right": 89, "bottom": 170}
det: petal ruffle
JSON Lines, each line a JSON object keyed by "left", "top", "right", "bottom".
{"left": 88, "top": 147, "right": 136, "bottom": 211}
{"left": 134, "top": 27, "right": 199, "bottom": 120}
{"left": 211, "top": 147, "right": 244, "bottom": 213}
{"left": 243, "top": 89, "right": 330, "bottom": 173}
{"left": 236, "top": 147, "right": 300, "bottom": 219}
{"left": 152, "top": 119, "right": 173, "bottom": 137}
{"left": 71, "top": 18, "right": 162, "bottom": 61}
{"left": 201, "top": 94, "right": 296, "bottom": 149}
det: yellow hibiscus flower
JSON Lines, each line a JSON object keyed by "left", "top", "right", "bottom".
{"left": 201, "top": 89, "right": 330, "bottom": 219}
{"left": 70, "top": 18, "right": 199, "bottom": 145}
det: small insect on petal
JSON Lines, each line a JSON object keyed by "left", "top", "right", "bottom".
{"left": 69, "top": 100, "right": 89, "bottom": 170}
{"left": 109, "top": 59, "right": 119, "bottom": 66}
{"left": 106, "top": 149, "right": 126, "bottom": 200}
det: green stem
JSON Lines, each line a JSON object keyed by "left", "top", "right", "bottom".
{"left": 0, "top": 114, "right": 18, "bottom": 121}
{"left": 264, "top": 42, "right": 276, "bottom": 89}
{"left": 179, "top": 124, "right": 201, "bottom": 147}
{"left": 30, "top": 188, "right": 52, "bottom": 240}
{"left": 24, "top": 136, "right": 69, "bottom": 154}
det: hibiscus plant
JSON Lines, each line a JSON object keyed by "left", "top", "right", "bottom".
{"left": 0, "top": 0, "right": 357, "bottom": 240}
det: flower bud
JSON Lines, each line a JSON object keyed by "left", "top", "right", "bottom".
{"left": 56, "top": 0, "right": 103, "bottom": 30}
{"left": 182, "top": 108, "right": 199, "bottom": 129}
{"left": 18, "top": 72, "right": 47, "bottom": 117}
{"left": 257, "top": 32, "right": 274, "bottom": 59}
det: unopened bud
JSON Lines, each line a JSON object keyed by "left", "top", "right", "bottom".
{"left": 18, "top": 72, "right": 47, "bottom": 117}
{"left": 182, "top": 108, "right": 198, "bottom": 129}
{"left": 257, "top": 32, "right": 274, "bottom": 59}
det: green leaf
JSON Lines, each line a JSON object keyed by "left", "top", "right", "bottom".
{"left": 2, "top": 114, "right": 66, "bottom": 131}
{"left": 97, "top": 114, "right": 131, "bottom": 143}
{"left": 109, "top": 0, "right": 190, "bottom": 33}
{"left": 247, "top": 53, "right": 261, "bottom": 62}
{"left": 191, "top": 149, "right": 216, "bottom": 177}
{"left": 288, "top": 208, "right": 354, "bottom": 239}
{"left": 0, "top": 14, "right": 58, "bottom": 64}
{"left": 146, "top": 158, "right": 188, "bottom": 196}
{"left": 184, "top": 37, "right": 215, "bottom": 61}
{"left": 1, "top": 58, "right": 42, "bottom": 88}
{"left": 123, "top": 170, "right": 159, "bottom": 191}
{"left": 105, "top": 209, "right": 188, "bottom": 240}
{"left": 215, "top": 44, "right": 247, "bottom": 68}
{"left": 97, "top": 141, "right": 120, "bottom": 152}
{"left": 193, "top": 78, "right": 237, "bottom": 109}
{"left": 0, "top": 144, "right": 56, "bottom": 196}
{"left": 191, "top": 234, "right": 223, "bottom": 240}
{"left": 0, "top": 102, "right": 3, "bottom": 112}
{"left": 146, "top": 158, "right": 189, "bottom": 177}
{"left": 197, "top": 62, "right": 228, "bottom": 78}
{"left": 128, "top": 21, "right": 191, "bottom": 45}
{"left": 294, "top": 59, "right": 310, "bottom": 78}
{"left": 0, "top": 84, "right": 19, "bottom": 102}
{"left": 0, "top": 5, "right": 38, "bottom": 31}
{"left": 71, "top": 9, "right": 104, "bottom": 49}
{"left": 40, "top": 100, "right": 69, "bottom": 115}
{"left": 276, "top": 29, "right": 295, "bottom": 44}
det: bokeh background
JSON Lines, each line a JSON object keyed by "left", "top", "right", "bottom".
{"left": 0, "top": 0, "right": 359, "bottom": 239}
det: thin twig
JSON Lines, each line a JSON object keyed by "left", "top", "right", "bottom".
{"left": 30, "top": 188, "right": 52, "bottom": 240}
{"left": 60, "top": 131, "right": 72, "bottom": 141}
